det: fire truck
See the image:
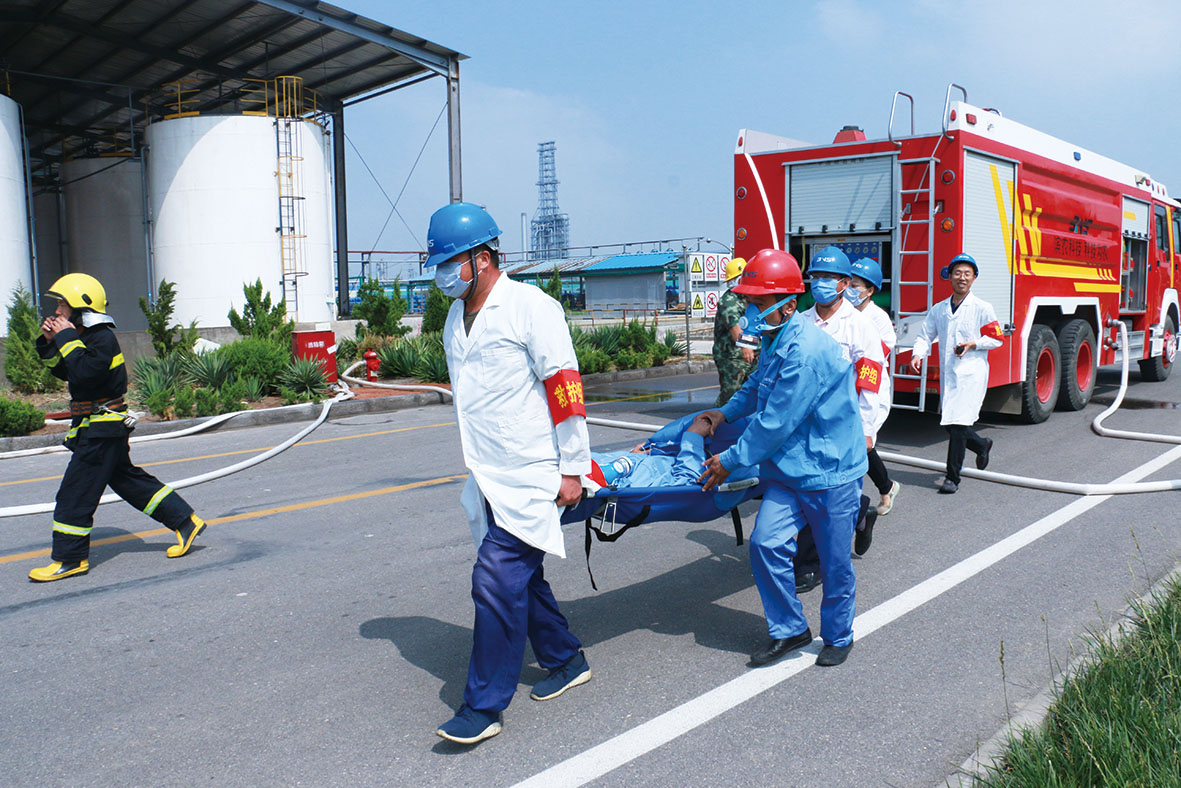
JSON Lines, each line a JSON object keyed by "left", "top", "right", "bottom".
{"left": 733, "top": 84, "right": 1179, "bottom": 423}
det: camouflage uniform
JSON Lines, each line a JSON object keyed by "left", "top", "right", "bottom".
{"left": 712, "top": 287, "right": 757, "bottom": 406}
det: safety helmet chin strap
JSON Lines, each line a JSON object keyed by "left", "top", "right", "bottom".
{"left": 460, "top": 245, "right": 496, "bottom": 301}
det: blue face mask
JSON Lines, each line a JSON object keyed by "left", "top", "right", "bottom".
{"left": 843, "top": 285, "right": 867, "bottom": 307}
{"left": 434, "top": 260, "right": 471, "bottom": 299}
{"left": 738, "top": 297, "right": 795, "bottom": 334}
{"left": 810, "top": 277, "right": 842, "bottom": 306}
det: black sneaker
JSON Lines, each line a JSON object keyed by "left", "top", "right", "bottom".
{"left": 938, "top": 479, "right": 958, "bottom": 494}
{"left": 854, "top": 507, "right": 878, "bottom": 556}
{"left": 795, "top": 571, "right": 821, "bottom": 594}
{"left": 816, "top": 643, "right": 853, "bottom": 667}
{"left": 749, "top": 628, "right": 813, "bottom": 666}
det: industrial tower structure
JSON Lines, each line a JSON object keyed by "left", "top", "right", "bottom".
{"left": 529, "top": 141, "right": 570, "bottom": 259}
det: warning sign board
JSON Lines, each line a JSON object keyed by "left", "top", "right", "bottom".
{"left": 703, "top": 254, "right": 719, "bottom": 282}
{"left": 705, "top": 290, "right": 720, "bottom": 319}
{"left": 718, "top": 255, "right": 731, "bottom": 281}
{"left": 688, "top": 253, "right": 704, "bottom": 282}
{"left": 691, "top": 291, "right": 706, "bottom": 318}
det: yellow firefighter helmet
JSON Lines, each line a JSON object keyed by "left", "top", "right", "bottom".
{"left": 46, "top": 273, "right": 107, "bottom": 314}
{"left": 724, "top": 257, "right": 747, "bottom": 283}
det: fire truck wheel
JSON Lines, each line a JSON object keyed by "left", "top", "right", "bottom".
{"left": 1021, "top": 324, "right": 1060, "bottom": 424}
{"left": 1138, "top": 312, "right": 1176, "bottom": 383}
{"left": 1055, "top": 319, "right": 1097, "bottom": 411}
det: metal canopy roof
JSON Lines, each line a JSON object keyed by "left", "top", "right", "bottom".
{"left": 0, "top": 0, "right": 466, "bottom": 179}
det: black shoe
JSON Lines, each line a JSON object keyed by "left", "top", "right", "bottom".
{"left": 976, "top": 438, "right": 993, "bottom": 471}
{"left": 938, "top": 479, "right": 958, "bottom": 494}
{"left": 854, "top": 507, "right": 878, "bottom": 556}
{"left": 795, "top": 571, "right": 820, "bottom": 594}
{"left": 749, "top": 628, "right": 813, "bottom": 667}
{"left": 816, "top": 643, "right": 853, "bottom": 667}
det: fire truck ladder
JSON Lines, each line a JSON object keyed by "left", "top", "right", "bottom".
{"left": 275, "top": 75, "right": 308, "bottom": 320}
{"left": 891, "top": 155, "right": 938, "bottom": 412}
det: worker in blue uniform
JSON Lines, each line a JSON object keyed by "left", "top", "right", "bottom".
{"left": 698, "top": 249, "right": 867, "bottom": 667}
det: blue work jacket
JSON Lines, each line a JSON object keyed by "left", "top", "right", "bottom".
{"left": 718, "top": 315, "right": 868, "bottom": 491}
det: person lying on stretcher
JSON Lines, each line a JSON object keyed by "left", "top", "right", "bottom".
{"left": 589, "top": 413, "right": 758, "bottom": 490}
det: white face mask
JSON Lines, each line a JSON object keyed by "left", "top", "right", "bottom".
{"left": 434, "top": 259, "right": 471, "bottom": 298}
{"left": 843, "top": 286, "right": 867, "bottom": 307}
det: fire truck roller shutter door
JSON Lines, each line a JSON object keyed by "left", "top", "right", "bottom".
{"left": 961, "top": 152, "right": 1016, "bottom": 327}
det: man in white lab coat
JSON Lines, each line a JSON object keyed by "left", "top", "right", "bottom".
{"left": 909, "top": 253, "right": 1005, "bottom": 494}
{"left": 424, "top": 202, "right": 593, "bottom": 745}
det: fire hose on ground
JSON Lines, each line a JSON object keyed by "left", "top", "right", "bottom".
{"left": 0, "top": 320, "right": 1176, "bottom": 521}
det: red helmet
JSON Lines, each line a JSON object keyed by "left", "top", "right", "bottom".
{"left": 732, "top": 249, "right": 805, "bottom": 296}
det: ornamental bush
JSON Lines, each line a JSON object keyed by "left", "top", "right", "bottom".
{"left": 0, "top": 395, "right": 45, "bottom": 437}
{"left": 5, "top": 285, "right": 62, "bottom": 393}
{"left": 216, "top": 338, "right": 290, "bottom": 394}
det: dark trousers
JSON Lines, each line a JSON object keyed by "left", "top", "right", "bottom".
{"left": 945, "top": 424, "right": 988, "bottom": 484}
{"left": 51, "top": 433, "right": 194, "bottom": 563}
{"left": 866, "top": 448, "right": 892, "bottom": 496}
{"left": 464, "top": 506, "right": 581, "bottom": 713}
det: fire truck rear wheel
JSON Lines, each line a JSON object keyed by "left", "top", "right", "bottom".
{"left": 1055, "top": 319, "right": 1097, "bottom": 411}
{"left": 1138, "top": 312, "right": 1176, "bottom": 383}
{"left": 1021, "top": 324, "right": 1060, "bottom": 424}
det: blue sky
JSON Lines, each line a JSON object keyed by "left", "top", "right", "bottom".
{"left": 338, "top": 0, "right": 1181, "bottom": 256}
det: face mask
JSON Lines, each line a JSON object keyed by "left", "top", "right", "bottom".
{"left": 810, "top": 278, "right": 841, "bottom": 306}
{"left": 738, "top": 297, "right": 795, "bottom": 334}
{"left": 434, "top": 260, "right": 471, "bottom": 299}
{"left": 843, "top": 286, "right": 867, "bottom": 307}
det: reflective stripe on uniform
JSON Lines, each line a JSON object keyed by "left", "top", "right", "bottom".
{"left": 64, "top": 416, "right": 91, "bottom": 441}
{"left": 91, "top": 412, "right": 127, "bottom": 423}
{"left": 143, "top": 485, "right": 174, "bottom": 515}
{"left": 43, "top": 352, "right": 62, "bottom": 367}
{"left": 108, "top": 353, "right": 124, "bottom": 369}
{"left": 59, "top": 339, "right": 85, "bottom": 358}
{"left": 52, "top": 520, "right": 92, "bottom": 536}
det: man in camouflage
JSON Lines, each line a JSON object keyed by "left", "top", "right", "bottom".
{"left": 712, "top": 257, "right": 757, "bottom": 406}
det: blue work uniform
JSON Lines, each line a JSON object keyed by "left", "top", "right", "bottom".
{"left": 717, "top": 315, "right": 867, "bottom": 647}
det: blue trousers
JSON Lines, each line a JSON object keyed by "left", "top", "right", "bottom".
{"left": 749, "top": 480, "right": 860, "bottom": 647}
{"left": 464, "top": 507, "right": 582, "bottom": 713}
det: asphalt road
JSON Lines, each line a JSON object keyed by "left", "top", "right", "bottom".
{"left": 2, "top": 366, "right": 1180, "bottom": 788}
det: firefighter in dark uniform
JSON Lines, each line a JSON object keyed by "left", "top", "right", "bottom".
{"left": 712, "top": 257, "right": 758, "bottom": 406}
{"left": 28, "top": 273, "right": 206, "bottom": 582}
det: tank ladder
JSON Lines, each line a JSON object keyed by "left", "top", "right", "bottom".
{"left": 275, "top": 76, "right": 308, "bottom": 320}
{"left": 890, "top": 154, "right": 938, "bottom": 412}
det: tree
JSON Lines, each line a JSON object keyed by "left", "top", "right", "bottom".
{"left": 5, "top": 284, "right": 62, "bottom": 393}
{"left": 542, "top": 265, "right": 563, "bottom": 306}
{"left": 139, "top": 280, "right": 199, "bottom": 358}
{"left": 421, "top": 285, "right": 454, "bottom": 334}
{"left": 353, "top": 277, "right": 411, "bottom": 338}
{"left": 227, "top": 278, "right": 293, "bottom": 348}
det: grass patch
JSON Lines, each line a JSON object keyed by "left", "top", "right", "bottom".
{"left": 976, "top": 574, "right": 1181, "bottom": 787}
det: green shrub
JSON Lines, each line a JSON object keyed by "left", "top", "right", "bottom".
{"left": 216, "top": 338, "right": 289, "bottom": 393}
{"left": 378, "top": 340, "right": 421, "bottom": 379}
{"left": 172, "top": 386, "right": 195, "bottom": 418}
{"left": 354, "top": 277, "right": 411, "bottom": 338}
{"left": 651, "top": 343, "right": 671, "bottom": 366}
{"left": 615, "top": 348, "right": 652, "bottom": 371}
{"left": 145, "top": 387, "right": 175, "bottom": 418}
{"left": 185, "top": 351, "right": 235, "bottom": 390}
{"left": 621, "top": 319, "right": 656, "bottom": 352}
{"left": 218, "top": 377, "right": 250, "bottom": 413}
{"left": 194, "top": 387, "right": 220, "bottom": 417}
{"left": 227, "top": 278, "right": 293, "bottom": 348}
{"left": 5, "top": 285, "right": 62, "bottom": 393}
{"left": 335, "top": 337, "right": 358, "bottom": 363}
{"left": 239, "top": 375, "right": 266, "bottom": 402}
{"left": 587, "top": 324, "right": 623, "bottom": 355}
{"left": 421, "top": 285, "right": 453, "bottom": 334}
{"left": 663, "top": 329, "right": 688, "bottom": 356}
{"left": 413, "top": 348, "right": 450, "bottom": 383}
{"left": 279, "top": 357, "right": 331, "bottom": 397}
{"left": 139, "top": 280, "right": 199, "bottom": 358}
{"left": 279, "top": 386, "right": 319, "bottom": 406}
{"left": 541, "top": 266, "right": 563, "bottom": 304}
{"left": 0, "top": 395, "right": 45, "bottom": 436}
{"left": 132, "top": 354, "right": 189, "bottom": 408}
{"left": 576, "top": 346, "right": 611, "bottom": 375}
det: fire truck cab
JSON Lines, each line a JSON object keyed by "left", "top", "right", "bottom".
{"left": 734, "top": 84, "right": 1180, "bottom": 423}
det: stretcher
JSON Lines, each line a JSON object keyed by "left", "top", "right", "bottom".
{"left": 560, "top": 412, "right": 763, "bottom": 588}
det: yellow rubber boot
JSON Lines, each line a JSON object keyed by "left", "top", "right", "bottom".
{"left": 29, "top": 559, "right": 90, "bottom": 582}
{"left": 167, "top": 515, "right": 206, "bottom": 558}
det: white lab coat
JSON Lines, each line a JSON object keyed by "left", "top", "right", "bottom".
{"left": 861, "top": 300, "right": 897, "bottom": 434}
{"left": 802, "top": 298, "right": 889, "bottom": 441}
{"left": 911, "top": 292, "right": 1004, "bottom": 426}
{"left": 444, "top": 276, "right": 591, "bottom": 557}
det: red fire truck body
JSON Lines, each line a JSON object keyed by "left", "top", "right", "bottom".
{"left": 733, "top": 90, "right": 1179, "bottom": 422}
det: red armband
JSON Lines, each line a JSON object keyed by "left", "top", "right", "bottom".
{"left": 545, "top": 368, "right": 586, "bottom": 425}
{"left": 586, "top": 460, "right": 607, "bottom": 487}
{"left": 981, "top": 321, "right": 1003, "bottom": 339}
{"left": 881, "top": 340, "right": 892, "bottom": 360}
{"left": 855, "top": 357, "right": 883, "bottom": 393}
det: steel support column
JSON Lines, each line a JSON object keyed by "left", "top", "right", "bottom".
{"left": 332, "top": 107, "right": 350, "bottom": 316}
{"left": 447, "top": 56, "right": 462, "bottom": 203}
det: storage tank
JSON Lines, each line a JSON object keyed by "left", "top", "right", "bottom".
{"left": 0, "top": 92, "right": 32, "bottom": 337}
{"left": 61, "top": 156, "right": 149, "bottom": 330}
{"left": 32, "top": 190, "right": 65, "bottom": 298}
{"left": 146, "top": 114, "right": 335, "bottom": 327}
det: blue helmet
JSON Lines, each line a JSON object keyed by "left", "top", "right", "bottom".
{"left": 939, "top": 252, "right": 979, "bottom": 280}
{"left": 850, "top": 257, "right": 883, "bottom": 290}
{"left": 424, "top": 202, "right": 502, "bottom": 268}
{"left": 808, "top": 245, "right": 852, "bottom": 277}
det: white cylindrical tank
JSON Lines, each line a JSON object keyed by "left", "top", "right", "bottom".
{"left": 62, "top": 156, "right": 149, "bottom": 330}
{"left": 0, "top": 92, "right": 32, "bottom": 337}
{"left": 146, "top": 115, "right": 334, "bottom": 328}
{"left": 299, "top": 121, "right": 336, "bottom": 323}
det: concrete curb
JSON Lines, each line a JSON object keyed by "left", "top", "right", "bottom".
{"left": 0, "top": 360, "right": 717, "bottom": 453}
{"left": 938, "top": 563, "right": 1181, "bottom": 787}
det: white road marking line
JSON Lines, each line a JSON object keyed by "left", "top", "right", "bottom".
{"left": 512, "top": 444, "right": 1181, "bottom": 788}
